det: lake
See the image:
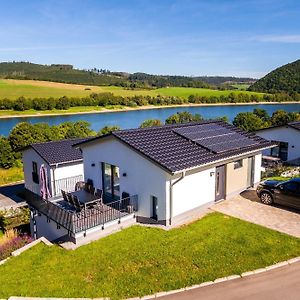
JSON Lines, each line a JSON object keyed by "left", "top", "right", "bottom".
{"left": 1, "top": 103, "right": 300, "bottom": 136}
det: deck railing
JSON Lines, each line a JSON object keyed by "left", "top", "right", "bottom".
{"left": 26, "top": 174, "right": 84, "bottom": 198}
{"left": 52, "top": 175, "right": 83, "bottom": 196}
{"left": 27, "top": 192, "right": 138, "bottom": 234}
{"left": 72, "top": 195, "right": 138, "bottom": 233}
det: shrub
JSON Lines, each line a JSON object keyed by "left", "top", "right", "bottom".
{"left": 0, "top": 233, "right": 32, "bottom": 260}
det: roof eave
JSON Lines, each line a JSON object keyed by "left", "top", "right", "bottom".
{"left": 49, "top": 158, "right": 83, "bottom": 167}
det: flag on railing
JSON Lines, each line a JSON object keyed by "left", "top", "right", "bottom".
{"left": 40, "top": 164, "right": 51, "bottom": 200}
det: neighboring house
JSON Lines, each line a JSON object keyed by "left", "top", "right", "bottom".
{"left": 22, "top": 138, "right": 87, "bottom": 197}
{"left": 25, "top": 121, "right": 274, "bottom": 243}
{"left": 255, "top": 121, "right": 300, "bottom": 163}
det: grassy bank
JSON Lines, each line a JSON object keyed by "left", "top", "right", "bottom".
{"left": 0, "top": 167, "right": 24, "bottom": 186}
{"left": 0, "top": 79, "right": 264, "bottom": 100}
{"left": 0, "top": 212, "right": 299, "bottom": 299}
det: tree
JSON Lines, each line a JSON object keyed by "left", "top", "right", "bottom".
{"left": 139, "top": 119, "right": 162, "bottom": 128}
{"left": 0, "top": 136, "right": 15, "bottom": 168}
{"left": 270, "top": 110, "right": 296, "bottom": 126}
{"left": 233, "top": 112, "right": 266, "bottom": 132}
{"left": 98, "top": 125, "right": 120, "bottom": 135}
{"left": 63, "top": 121, "right": 96, "bottom": 139}
{"left": 253, "top": 108, "right": 270, "bottom": 123}
{"left": 165, "top": 111, "right": 202, "bottom": 124}
{"left": 8, "top": 122, "right": 38, "bottom": 153}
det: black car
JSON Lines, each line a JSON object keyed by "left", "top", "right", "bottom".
{"left": 256, "top": 178, "right": 300, "bottom": 210}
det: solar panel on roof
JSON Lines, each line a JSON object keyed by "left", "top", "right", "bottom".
{"left": 173, "top": 123, "right": 258, "bottom": 154}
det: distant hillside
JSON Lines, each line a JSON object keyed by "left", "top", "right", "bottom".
{"left": 0, "top": 61, "right": 255, "bottom": 88}
{"left": 0, "top": 62, "right": 125, "bottom": 86}
{"left": 249, "top": 59, "right": 300, "bottom": 93}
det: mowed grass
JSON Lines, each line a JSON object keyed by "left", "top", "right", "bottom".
{"left": 0, "top": 166, "right": 24, "bottom": 186}
{"left": 0, "top": 212, "right": 299, "bottom": 299}
{"left": 0, "top": 79, "right": 264, "bottom": 100}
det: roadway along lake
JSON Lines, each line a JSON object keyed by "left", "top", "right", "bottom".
{"left": 1, "top": 103, "right": 300, "bottom": 136}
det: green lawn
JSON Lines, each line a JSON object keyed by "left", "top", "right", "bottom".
{"left": 0, "top": 79, "right": 264, "bottom": 100}
{"left": 0, "top": 212, "right": 299, "bottom": 299}
{"left": 0, "top": 167, "right": 24, "bottom": 186}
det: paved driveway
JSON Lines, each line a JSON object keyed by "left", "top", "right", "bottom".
{"left": 212, "top": 189, "right": 300, "bottom": 238}
{"left": 159, "top": 262, "right": 300, "bottom": 300}
{"left": 0, "top": 182, "right": 26, "bottom": 210}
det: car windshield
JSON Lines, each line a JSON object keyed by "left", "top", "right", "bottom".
{"left": 275, "top": 180, "right": 289, "bottom": 187}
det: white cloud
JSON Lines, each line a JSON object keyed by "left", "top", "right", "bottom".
{"left": 255, "top": 34, "right": 300, "bottom": 43}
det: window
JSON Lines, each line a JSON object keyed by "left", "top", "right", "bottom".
{"left": 283, "top": 182, "right": 299, "bottom": 193}
{"left": 271, "top": 141, "right": 288, "bottom": 161}
{"left": 32, "top": 161, "right": 39, "bottom": 184}
{"left": 102, "top": 162, "right": 120, "bottom": 202}
{"left": 233, "top": 159, "right": 243, "bottom": 169}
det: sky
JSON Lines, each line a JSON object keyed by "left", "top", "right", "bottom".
{"left": 0, "top": 0, "right": 300, "bottom": 78}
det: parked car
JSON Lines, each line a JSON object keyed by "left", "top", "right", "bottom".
{"left": 256, "top": 178, "right": 300, "bottom": 210}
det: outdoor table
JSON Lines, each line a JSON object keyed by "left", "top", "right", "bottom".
{"left": 70, "top": 190, "right": 101, "bottom": 210}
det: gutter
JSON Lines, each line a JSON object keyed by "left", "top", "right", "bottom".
{"left": 169, "top": 171, "right": 186, "bottom": 226}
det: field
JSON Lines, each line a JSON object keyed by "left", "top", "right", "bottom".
{"left": 0, "top": 212, "right": 299, "bottom": 299}
{"left": 0, "top": 167, "right": 24, "bottom": 186}
{"left": 0, "top": 79, "right": 264, "bottom": 100}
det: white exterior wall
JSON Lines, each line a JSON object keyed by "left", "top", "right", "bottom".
{"left": 22, "top": 148, "right": 84, "bottom": 197}
{"left": 256, "top": 127, "right": 300, "bottom": 161}
{"left": 168, "top": 167, "right": 216, "bottom": 218}
{"left": 53, "top": 163, "right": 83, "bottom": 180}
{"left": 81, "top": 138, "right": 169, "bottom": 221}
{"left": 31, "top": 212, "right": 69, "bottom": 241}
{"left": 51, "top": 162, "right": 84, "bottom": 195}
{"left": 254, "top": 153, "right": 262, "bottom": 184}
{"left": 22, "top": 148, "right": 51, "bottom": 195}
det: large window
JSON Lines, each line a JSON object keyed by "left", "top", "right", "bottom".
{"left": 102, "top": 163, "right": 120, "bottom": 201}
{"left": 271, "top": 141, "right": 288, "bottom": 161}
{"left": 32, "top": 161, "right": 39, "bottom": 184}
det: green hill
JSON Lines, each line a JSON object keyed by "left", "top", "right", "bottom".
{"left": 249, "top": 59, "right": 300, "bottom": 93}
{"left": 0, "top": 61, "right": 254, "bottom": 89}
{"left": 0, "top": 62, "right": 125, "bottom": 86}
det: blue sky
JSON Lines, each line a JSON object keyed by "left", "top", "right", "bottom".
{"left": 0, "top": 0, "right": 299, "bottom": 78}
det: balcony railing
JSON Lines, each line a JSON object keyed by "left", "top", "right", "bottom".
{"left": 52, "top": 175, "right": 83, "bottom": 196}
{"left": 26, "top": 191, "right": 138, "bottom": 234}
{"left": 26, "top": 175, "right": 84, "bottom": 198}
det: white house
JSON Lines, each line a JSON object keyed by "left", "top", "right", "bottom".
{"left": 22, "top": 138, "right": 86, "bottom": 197}
{"left": 255, "top": 121, "right": 300, "bottom": 163}
{"left": 74, "top": 120, "right": 274, "bottom": 226}
{"left": 25, "top": 121, "right": 274, "bottom": 243}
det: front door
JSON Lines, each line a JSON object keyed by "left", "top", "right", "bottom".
{"left": 151, "top": 196, "right": 158, "bottom": 220}
{"left": 215, "top": 165, "right": 226, "bottom": 201}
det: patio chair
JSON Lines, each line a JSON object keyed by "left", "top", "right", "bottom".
{"left": 72, "top": 194, "right": 83, "bottom": 212}
{"left": 90, "top": 186, "right": 96, "bottom": 195}
{"left": 95, "top": 189, "right": 103, "bottom": 199}
{"left": 75, "top": 181, "right": 85, "bottom": 191}
{"left": 61, "top": 190, "right": 68, "bottom": 202}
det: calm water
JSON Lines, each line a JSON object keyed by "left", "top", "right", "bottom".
{"left": 1, "top": 103, "right": 300, "bottom": 136}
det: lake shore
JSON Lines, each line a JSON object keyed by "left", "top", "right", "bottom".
{"left": 0, "top": 101, "right": 299, "bottom": 119}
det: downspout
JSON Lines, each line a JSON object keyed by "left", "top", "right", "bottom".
{"left": 169, "top": 171, "right": 186, "bottom": 226}
{"left": 52, "top": 164, "right": 58, "bottom": 197}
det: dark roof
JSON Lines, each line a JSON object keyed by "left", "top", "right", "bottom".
{"left": 255, "top": 121, "right": 300, "bottom": 133}
{"left": 288, "top": 121, "right": 300, "bottom": 131}
{"left": 75, "top": 121, "right": 275, "bottom": 174}
{"left": 26, "top": 138, "right": 89, "bottom": 166}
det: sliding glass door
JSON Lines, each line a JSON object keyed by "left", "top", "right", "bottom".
{"left": 102, "top": 162, "right": 120, "bottom": 202}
